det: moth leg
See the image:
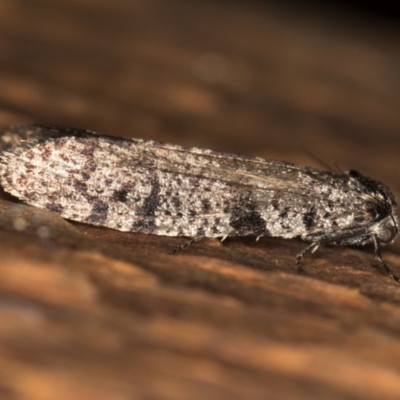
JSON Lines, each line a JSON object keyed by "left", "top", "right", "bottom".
{"left": 172, "top": 237, "right": 204, "bottom": 254}
{"left": 372, "top": 235, "right": 400, "bottom": 283}
{"left": 296, "top": 242, "right": 320, "bottom": 274}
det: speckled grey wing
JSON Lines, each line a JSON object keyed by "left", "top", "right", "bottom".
{"left": 0, "top": 124, "right": 354, "bottom": 240}
{"left": 140, "top": 140, "right": 370, "bottom": 240}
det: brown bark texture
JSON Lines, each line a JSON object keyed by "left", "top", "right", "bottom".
{"left": 0, "top": 1, "right": 400, "bottom": 399}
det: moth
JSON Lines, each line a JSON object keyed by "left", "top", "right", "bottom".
{"left": 0, "top": 124, "right": 398, "bottom": 282}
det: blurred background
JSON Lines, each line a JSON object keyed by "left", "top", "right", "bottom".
{"left": 0, "top": 0, "right": 399, "bottom": 178}
{"left": 1, "top": 1, "right": 400, "bottom": 399}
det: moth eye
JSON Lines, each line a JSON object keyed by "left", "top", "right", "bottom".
{"left": 378, "top": 226, "right": 396, "bottom": 244}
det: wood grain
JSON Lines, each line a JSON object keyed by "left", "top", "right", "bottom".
{"left": 0, "top": 1, "right": 400, "bottom": 399}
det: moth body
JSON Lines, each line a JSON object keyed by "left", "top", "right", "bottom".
{"left": 1, "top": 124, "right": 398, "bottom": 281}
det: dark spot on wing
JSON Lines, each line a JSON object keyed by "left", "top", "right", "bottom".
{"left": 46, "top": 203, "right": 63, "bottom": 214}
{"left": 229, "top": 194, "right": 268, "bottom": 236}
{"left": 196, "top": 227, "right": 206, "bottom": 236}
{"left": 113, "top": 189, "right": 128, "bottom": 203}
{"left": 132, "top": 176, "right": 161, "bottom": 233}
{"left": 74, "top": 180, "right": 87, "bottom": 193}
{"left": 81, "top": 172, "right": 90, "bottom": 181}
{"left": 202, "top": 199, "right": 211, "bottom": 212}
{"left": 303, "top": 206, "right": 316, "bottom": 230}
{"left": 279, "top": 207, "right": 289, "bottom": 219}
{"left": 271, "top": 199, "right": 279, "bottom": 210}
{"left": 172, "top": 197, "right": 181, "bottom": 209}
{"left": 138, "top": 176, "right": 160, "bottom": 218}
{"left": 86, "top": 199, "right": 109, "bottom": 224}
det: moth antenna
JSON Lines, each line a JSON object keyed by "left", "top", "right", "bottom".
{"left": 333, "top": 162, "right": 343, "bottom": 175}
{"left": 302, "top": 148, "right": 338, "bottom": 173}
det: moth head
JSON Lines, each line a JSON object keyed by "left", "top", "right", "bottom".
{"left": 347, "top": 170, "right": 399, "bottom": 246}
{"left": 370, "top": 214, "right": 399, "bottom": 246}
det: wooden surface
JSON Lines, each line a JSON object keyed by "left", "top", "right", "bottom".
{"left": 1, "top": 1, "right": 400, "bottom": 399}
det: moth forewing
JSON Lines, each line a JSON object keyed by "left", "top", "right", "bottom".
{"left": 0, "top": 124, "right": 399, "bottom": 282}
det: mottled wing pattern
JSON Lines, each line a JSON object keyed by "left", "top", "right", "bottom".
{"left": 0, "top": 124, "right": 374, "bottom": 240}
{"left": 2, "top": 124, "right": 399, "bottom": 283}
{"left": 113, "top": 134, "right": 380, "bottom": 240}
